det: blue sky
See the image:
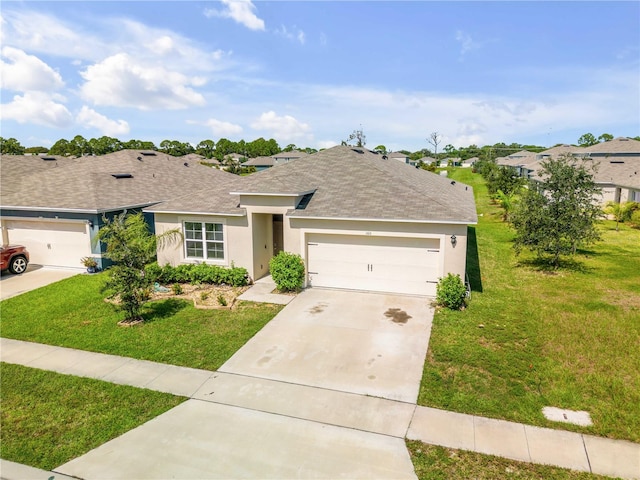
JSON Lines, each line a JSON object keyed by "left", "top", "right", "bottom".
{"left": 1, "top": 1, "right": 639, "bottom": 152}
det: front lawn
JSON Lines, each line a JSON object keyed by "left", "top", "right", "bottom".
{"left": 0, "top": 363, "right": 184, "bottom": 470}
{"left": 419, "top": 169, "right": 640, "bottom": 442}
{"left": 0, "top": 274, "right": 282, "bottom": 371}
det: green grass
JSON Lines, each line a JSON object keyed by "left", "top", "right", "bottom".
{"left": 0, "top": 274, "right": 283, "bottom": 370}
{"left": 0, "top": 363, "right": 184, "bottom": 470}
{"left": 419, "top": 169, "right": 640, "bottom": 442}
{"left": 407, "top": 440, "right": 609, "bottom": 480}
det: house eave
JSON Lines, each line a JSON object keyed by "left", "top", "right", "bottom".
{"left": 145, "top": 209, "right": 246, "bottom": 217}
{"left": 229, "top": 190, "right": 317, "bottom": 197}
{"left": 287, "top": 214, "right": 478, "bottom": 225}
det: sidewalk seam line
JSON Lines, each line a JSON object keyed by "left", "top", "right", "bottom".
{"left": 581, "top": 434, "right": 593, "bottom": 474}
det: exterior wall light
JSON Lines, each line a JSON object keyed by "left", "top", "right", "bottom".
{"left": 451, "top": 234, "right": 457, "bottom": 247}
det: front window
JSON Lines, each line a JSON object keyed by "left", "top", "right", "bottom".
{"left": 184, "top": 222, "right": 224, "bottom": 260}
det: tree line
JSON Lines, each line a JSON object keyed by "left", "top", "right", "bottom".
{"left": 0, "top": 135, "right": 318, "bottom": 160}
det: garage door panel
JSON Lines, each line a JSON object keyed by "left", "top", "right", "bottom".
{"left": 6, "top": 219, "right": 91, "bottom": 268}
{"left": 307, "top": 234, "right": 443, "bottom": 296}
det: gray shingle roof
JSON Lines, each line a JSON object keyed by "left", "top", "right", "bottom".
{"left": 1, "top": 150, "right": 237, "bottom": 213}
{"left": 233, "top": 146, "right": 477, "bottom": 223}
{"left": 579, "top": 137, "right": 640, "bottom": 155}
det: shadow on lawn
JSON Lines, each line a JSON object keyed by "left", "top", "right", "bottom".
{"left": 516, "top": 256, "right": 593, "bottom": 274}
{"left": 466, "top": 226, "right": 483, "bottom": 293}
{"left": 143, "top": 298, "right": 188, "bottom": 322}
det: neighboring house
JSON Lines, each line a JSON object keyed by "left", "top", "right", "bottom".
{"left": 0, "top": 150, "right": 235, "bottom": 270}
{"left": 147, "top": 145, "right": 477, "bottom": 296}
{"left": 272, "top": 150, "right": 309, "bottom": 164}
{"left": 387, "top": 151, "right": 417, "bottom": 166}
{"left": 243, "top": 156, "right": 276, "bottom": 171}
{"left": 461, "top": 157, "right": 478, "bottom": 168}
{"left": 500, "top": 138, "right": 640, "bottom": 204}
{"left": 242, "top": 150, "right": 310, "bottom": 171}
{"left": 444, "top": 157, "right": 462, "bottom": 167}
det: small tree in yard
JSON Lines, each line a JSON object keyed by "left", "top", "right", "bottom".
{"left": 269, "top": 251, "right": 305, "bottom": 292}
{"left": 604, "top": 201, "right": 639, "bottom": 231}
{"left": 436, "top": 273, "right": 467, "bottom": 310}
{"left": 511, "top": 155, "right": 602, "bottom": 267}
{"left": 96, "top": 212, "right": 181, "bottom": 323}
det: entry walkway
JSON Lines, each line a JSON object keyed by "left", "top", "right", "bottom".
{"left": 1, "top": 338, "right": 638, "bottom": 479}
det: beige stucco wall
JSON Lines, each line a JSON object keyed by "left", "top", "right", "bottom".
{"left": 154, "top": 207, "right": 472, "bottom": 286}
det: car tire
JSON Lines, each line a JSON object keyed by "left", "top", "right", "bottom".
{"left": 9, "top": 256, "right": 28, "bottom": 274}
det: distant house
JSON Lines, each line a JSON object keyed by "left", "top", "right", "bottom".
{"left": 387, "top": 152, "right": 417, "bottom": 166}
{"left": 461, "top": 157, "right": 478, "bottom": 168}
{"left": 0, "top": 150, "right": 235, "bottom": 270}
{"left": 242, "top": 150, "right": 310, "bottom": 171}
{"left": 243, "top": 156, "right": 276, "bottom": 171}
{"left": 500, "top": 138, "right": 640, "bottom": 204}
{"left": 147, "top": 145, "right": 477, "bottom": 296}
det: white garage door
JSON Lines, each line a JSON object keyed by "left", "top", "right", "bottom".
{"left": 307, "top": 234, "right": 442, "bottom": 296}
{"left": 5, "top": 219, "right": 92, "bottom": 268}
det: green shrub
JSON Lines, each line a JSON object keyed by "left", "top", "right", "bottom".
{"left": 630, "top": 209, "right": 640, "bottom": 228}
{"left": 217, "top": 294, "right": 227, "bottom": 306}
{"left": 436, "top": 273, "right": 467, "bottom": 310}
{"left": 269, "top": 251, "right": 305, "bottom": 292}
{"left": 147, "top": 263, "right": 248, "bottom": 287}
{"left": 171, "top": 283, "right": 183, "bottom": 295}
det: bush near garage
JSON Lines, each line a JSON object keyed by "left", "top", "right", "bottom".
{"left": 269, "top": 251, "right": 305, "bottom": 292}
{"left": 436, "top": 273, "right": 467, "bottom": 310}
{"left": 145, "top": 262, "right": 249, "bottom": 287}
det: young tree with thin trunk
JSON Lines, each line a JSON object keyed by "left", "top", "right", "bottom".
{"left": 96, "top": 212, "right": 182, "bottom": 323}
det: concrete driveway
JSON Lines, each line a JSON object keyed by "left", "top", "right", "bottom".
{"left": 220, "top": 288, "right": 435, "bottom": 403}
{"left": 55, "top": 288, "right": 432, "bottom": 479}
{"left": 0, "top": 264, "right": 80, "bottom": 300}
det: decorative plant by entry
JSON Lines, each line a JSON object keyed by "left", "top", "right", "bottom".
{"left": 269, "top": 251, "right": 305, "bottom": 292}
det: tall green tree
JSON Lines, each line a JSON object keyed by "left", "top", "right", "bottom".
{"left": 511, "top": 155, "right": 602, "bottom": 267}
{"left": 195, "top": 140, "right": 216, "bottom": 158}
{"left": 598, "top": 133, "right": 613, "bottom": 143}
{"left": 95, "top": 212, "right": 181, "bottom": 323}
{"left": 0, "top": 137, "right": 25, "bottom": 155}
{"left": 578, "top": 133, "right": 598, "bottom": 147}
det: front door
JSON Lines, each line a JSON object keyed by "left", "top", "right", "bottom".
{"left": 272, "top": 214, "right": 283, "bottom": 256}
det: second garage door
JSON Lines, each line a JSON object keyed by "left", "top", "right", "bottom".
{"left": 5, "top": 219, "right": 92, "bottom": 268}
{"left": 307, "top": 234, "right": 442, "bottom": 296}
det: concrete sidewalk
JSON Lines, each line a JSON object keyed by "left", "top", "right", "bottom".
{"left": 1, "top": 338, "right": 639, "bottom": 479}
{"left": 237, "top": 275, "right": 296, "bottom": 305}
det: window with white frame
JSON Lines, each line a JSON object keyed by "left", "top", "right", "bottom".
{"left": 184, "top": 222, "right": 224, "bottom": 260}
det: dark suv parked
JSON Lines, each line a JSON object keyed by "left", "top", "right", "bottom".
{"left": 0, "top": 245, "right": 30, "bottom": 274}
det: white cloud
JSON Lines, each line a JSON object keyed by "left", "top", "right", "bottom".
{"left": 76, "top": 106, "right": 130, "bottom": 136}
{"left": 455, "top": 30, "right": 478, "bottom": 55}
{"left": 317, "top": 140, "right": 339, "bottom": 150}
{"left": 1, "top": 9, "right": 231, "bottom": 73}
{"left": 1, "top": 91, "right": 73, "bottom": 128}
{"left": 275, "top": 25, "right": 306, "bottom": 45}
{"left": 0, "top": 46, "right": 64, "bottom": 92}
{"left": 251, "top": 111, "right": 311, "bottom": 142}
{"left": 202, "top": 118, "right": 243, "bottom": 137}
{"left": 79, "top": 53, "right": 206, "bottom": 110}
{"left": 204, "top": 0, "right": 265, "bottom": 31}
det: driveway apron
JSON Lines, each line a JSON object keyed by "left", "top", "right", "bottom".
{"left": 220, "top": 288, "right": 435, "bottom": 403}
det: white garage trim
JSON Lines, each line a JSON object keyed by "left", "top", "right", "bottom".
{"left": 4, "top": 218, "right": 92, "bottom": 269}
{"left": 305, "top": 232, "right": 444, "bottom": 296}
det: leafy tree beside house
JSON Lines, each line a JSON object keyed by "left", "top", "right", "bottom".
{"left": 95, "top": 212, "right": 181, "bottom": 324}
{"left": 510, "top": 155, "right": 602, "bottom": 267}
